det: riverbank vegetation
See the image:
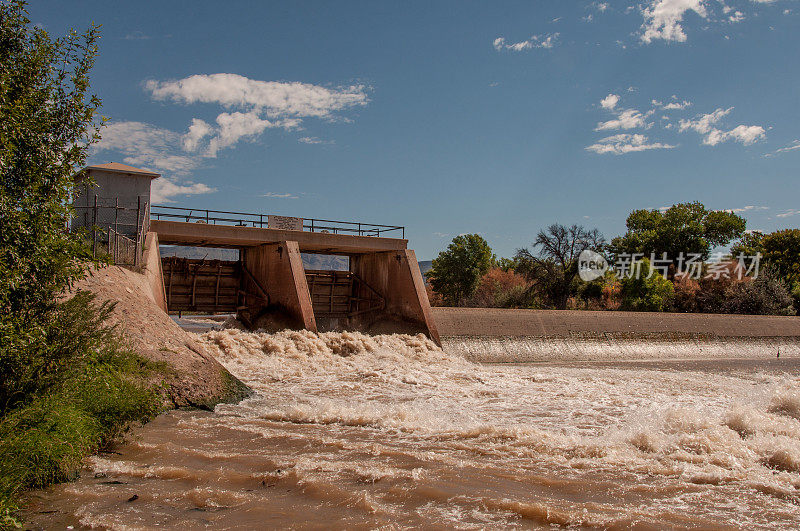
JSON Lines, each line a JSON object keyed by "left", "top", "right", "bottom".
{"left": 0, "top": 2, "right": 161, "bottom": 525}
{"left": 427, "top": 204, "right": 798, "bottom": 316}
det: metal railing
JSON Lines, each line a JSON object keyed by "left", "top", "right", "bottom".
{"left": 150, "top": 205, "right": 405, "bottom": 239}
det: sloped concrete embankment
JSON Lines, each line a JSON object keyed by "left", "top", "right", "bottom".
{"left": 433, "top": 307, "right": 800, "bottom": 362}
{"left": 74, "top": 233, "right": 250, "bottom": 408}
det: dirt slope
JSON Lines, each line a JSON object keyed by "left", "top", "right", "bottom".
{"left": 74, "top": 265, "right": 250, "bottom": 409}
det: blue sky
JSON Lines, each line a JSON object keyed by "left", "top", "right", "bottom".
{"left": 32, "top": 1, "right": 800, "bottom": 260}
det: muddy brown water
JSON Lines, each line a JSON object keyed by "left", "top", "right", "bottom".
{"left": 22, "top": 329, "right": 800, "bottom": 529}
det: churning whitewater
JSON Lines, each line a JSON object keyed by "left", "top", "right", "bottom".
{"left": 27, "top": 329, "right": 800, "bottom": 528}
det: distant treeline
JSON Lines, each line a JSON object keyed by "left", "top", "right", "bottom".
{"left": 426, "top": 202, "right": 799, "bottom": 316}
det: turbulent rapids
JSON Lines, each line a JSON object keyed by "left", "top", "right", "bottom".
{"left": 25, "top": 328, "right": 800, "bottom": 529}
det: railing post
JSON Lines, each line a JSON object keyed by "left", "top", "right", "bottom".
{"left": 113, "top": 198, "right": 119, "bottom": 264}
{"left": 92, "top": 195, "right": 97, "bottom": 258}
{"left": 135, "top": 196, "right": 141, "bottom": 267}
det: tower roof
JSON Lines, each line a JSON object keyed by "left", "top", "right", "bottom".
{"left": 81, "top": 162, "right": 160, "bottom": 178}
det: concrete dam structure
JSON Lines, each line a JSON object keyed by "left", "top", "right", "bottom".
{"left": 74, "top": 163, "right": 440, "bottom": 345}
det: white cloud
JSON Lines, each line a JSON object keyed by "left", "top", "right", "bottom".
{"left": 585, "top": 133, "right": 676, "bottom": 154}
{"left": 652, "top": 97, "right": 692, "bottom": 110}
{"left": 182, "top": 118, "right": 212, "bottom": 152}
{"left": 151, "top": 180, "right": 216, "bottom": 204}
{"left": 596, "top": 2, "right": 610, "bottom": 11}
{"left": 729, "top": 10, "right": 745, "bottom": 22}
{"left": 298, "top": 136, "right": 334, "bottom": 145}
{"left": 679, "top": 108, "right": 765, "bottom": 145}
{"left": 777, "top": 209, "right": 800, "bottom": 218}
{"left": 596, "top": 109, "right": 651, "bottom": 131}
{"left": 145, "top": 74, "right": 369, "bottom": 119}
{"left": 94, "top": 74, "right": 368, "bottom": 195}
{"left": 206, "top": 112, "right": 277, "bottom": 157}
{"left": 493, "top": 33, "right": 559, "bottom": 51}
{"left": 679, "top": 107, "right": 732, "bottom": 134}
{"left": 124, "top": 31, "right": 150, "bottom": 40}
{"left": 640, "top": 0, "right": 708, "bottom": 43}
{"left": 726, "top": 205, "right": 769, "bottom": 213}
{"left": 765, "top": 139, "right": 800, "bottom": 157}
{"left": 93, "top": 121, "right": 216, "bottom": 203}
{"left": 95, "top": 121, "right": 199, "bottom": 174}
{"left": 262, "top": 192, "right": 299, "bottom": 199}
{"left": 707, "top": 124, "right": 766, "bottom": 145}
{"left": 600, "top": 93, "right": 620, "bottom": 110}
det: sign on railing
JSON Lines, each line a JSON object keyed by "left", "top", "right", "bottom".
{"left": 267, "top": 215, "right": 304, "bottom": 231}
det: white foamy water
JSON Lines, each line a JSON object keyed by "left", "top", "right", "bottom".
{"left": 24, "top": 329, "right": 800, "bottom": 529}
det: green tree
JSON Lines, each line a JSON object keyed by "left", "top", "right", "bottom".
{"left": 609, "top": 202, "right": 746, "bottom": 271}
{"left": 731, "top": 229, "right": 800, "bottom": 309}
{"left": 427, "top": 234, "right": 494, "bottom": 306}
{"left": 730, "top": 231, "right": 765, "bottom": 258}
{"left": 0, "top": 0, "right": 102, "bottom": 409}
{"left": 515, "top": 224, "right": 605, "bottom": 309}
{"left": 1, "top": 0, "right": 102, "bottom": 320}
{"left": 760, "top": 229, "right": 800, "bottom": 285}
{"left": 619, "top": 258, "right": 674, "bottom": 312}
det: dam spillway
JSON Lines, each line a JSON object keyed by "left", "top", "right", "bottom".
{"left": 72, "top": 163, "right": 440, "bottom": 344}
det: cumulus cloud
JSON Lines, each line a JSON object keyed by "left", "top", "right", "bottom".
{"left": 205, "top": 112, "right": 277, "bottom": 157}
{"left": 679, "top": 107, "right": 765, "bottom": 145}
{"left": 640, "top": 0, "right": 708, "bottom": 43}
{"left": 93, "top": 121, "right": 216, "bottom": 203}
{"left": 679, "top": 107, "right": 732, "bottom": 133}
{"left": 138, "top": 74, "right": 367, "bottom": 158}
{"left": 93, "top": 74, "right": 369, "bottom": 202}
{"left": 585, "top": 133, "right": 676, "bottom": 154}
{"left": 596, "top": 109, "right": 651, "bottom": 131}
{"left": 151, "top": 180, "right": 216, "bottom": 203}
{"left": 145, "top": 74, "right": 369, "bottom": 119}
{"left": 182, "top": 118, "right": 213, "bottom": 152}
{"left": 704, "top": 124, "right": 766, "bottom": 145}
{"left": 600, "top": 93, "right": 620, "bottom": 110}
{"left": 728, "top": 10, "right": 745, "bottom": 22}
{"left": 493, "top": 33, "right": 559, "bottom": 51}
{"left": 652, "top": 97, "right": 692, "bottom": 110}
{"left": 95, "top": 121, "right": 199, "bottom": 174}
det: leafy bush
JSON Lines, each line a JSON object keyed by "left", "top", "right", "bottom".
{"left": 619, "top": 259, "right": 674, "bottom": 312}
{"left": 466, "top": 267, "right": 531, "bottom": 308}
{"left": 0, "top": 292, "right": 162, "bottom": 521}
{"left": 672, "top": 274, "right": 701, "bottom": 313}
{"left": 722, "top": 267, "right": 796, "bottom": 316}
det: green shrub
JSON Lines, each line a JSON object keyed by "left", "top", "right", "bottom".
{"left": 620, "top": 258, "right": 674, "bottom": 312}
{"left": 0, "top": 292, "right": 162, "bottom": 523}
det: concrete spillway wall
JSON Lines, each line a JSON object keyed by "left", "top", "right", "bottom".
{"left": 433, "top": 307, "right": 800, "bottom": 362}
